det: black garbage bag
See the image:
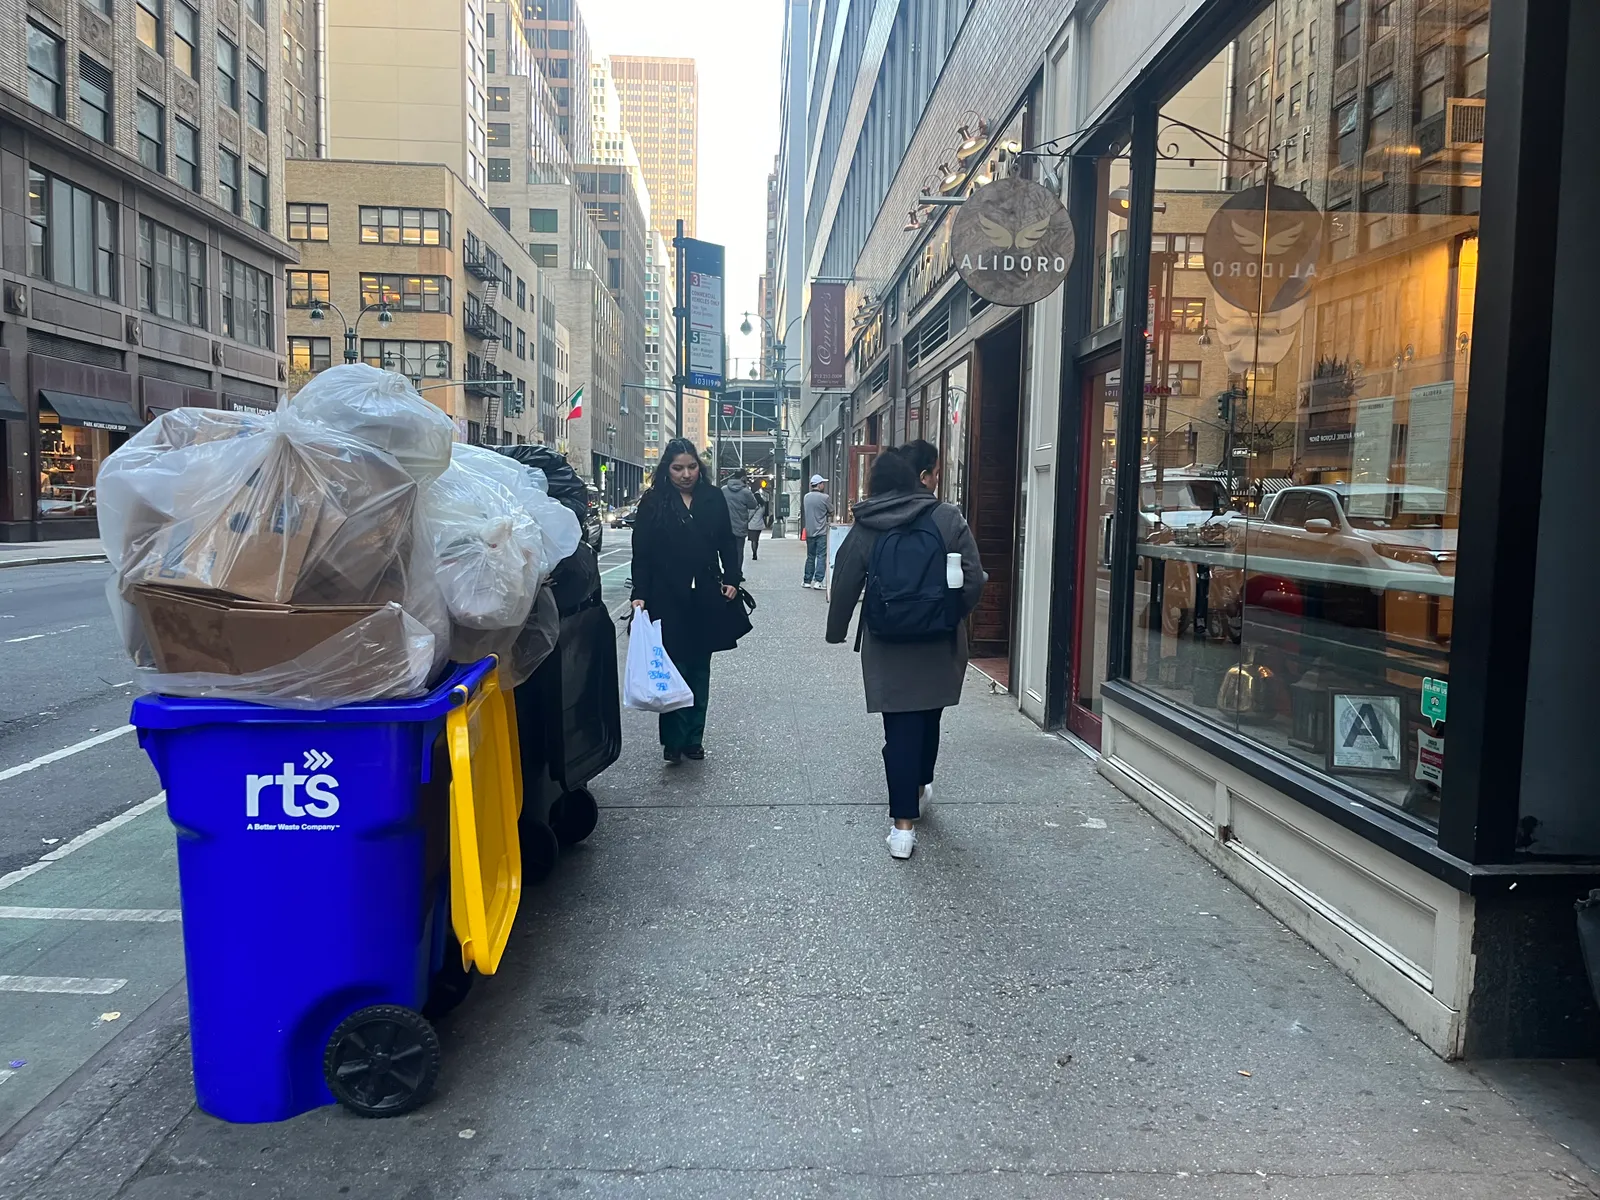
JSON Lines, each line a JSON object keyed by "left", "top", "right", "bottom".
{"left": 549, "top": 542, "right": 601, "bottom": 617}
{"left": 499, "top": 444, "right": 591, "bottom": 529}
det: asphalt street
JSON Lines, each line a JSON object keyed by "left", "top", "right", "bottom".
{"left": 0, "top": 533, "right": 635, "bottom": 1145}
{"left": 1, "top": 534, "right": 1596, "bottom": 1200}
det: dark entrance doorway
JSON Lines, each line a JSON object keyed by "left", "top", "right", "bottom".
{"left": 966, "top": 316, "right": 1026, "bottom": 683}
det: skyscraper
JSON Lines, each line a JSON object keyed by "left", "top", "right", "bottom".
{"left": 605, "top": 55, "right": 697, "bottom": 242}
{"left": 521, "top": 0, "right": 594, "bottom": 166}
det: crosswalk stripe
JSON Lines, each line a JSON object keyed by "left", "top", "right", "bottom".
{"left": 0, "top": 975, "right": 128, "bottom": 995}
{"left": 0, "top": 906, "right": 180, "bottom": 923}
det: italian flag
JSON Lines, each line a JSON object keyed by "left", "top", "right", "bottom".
{"left": 566, "top": 384, "right": 584, "bottom": 421}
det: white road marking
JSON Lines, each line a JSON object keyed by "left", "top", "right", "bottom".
{"left": 0, "top": 906, "right": 180, "bottom": 923}
{"left": 0, "top": 792, "right": 166, "bottom": 893}
{"left": 0, "top": 725, "right": 136, "bottom": 784}
{"left": 0, "top": 1068, "right": 15, "bottom": 1086}
{"left": 3, "top": 623, "right": 90, "bottom": 645}
{"left": 0, "top": 976, "right": 128, "bottom": 995}
{"left": 599, "top": 561, "right": 634, "bottom": 578}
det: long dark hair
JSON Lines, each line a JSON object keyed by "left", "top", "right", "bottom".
{"left": 638, "top": 438, "right": 713, "bottom": 531}
{"left": 897, "top": 439, "right": 939, "bottom": 482}
{"left": 869, "top": 450, "right": 919, "bottom": 495}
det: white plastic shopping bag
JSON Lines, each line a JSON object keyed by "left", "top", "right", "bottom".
{"left": 623, "top": 608, "right": 695, "bottom": 713}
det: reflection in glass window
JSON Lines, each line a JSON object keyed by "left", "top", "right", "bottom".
{"left": 1120, "top": 0, "right": 1493, "bottom": 832}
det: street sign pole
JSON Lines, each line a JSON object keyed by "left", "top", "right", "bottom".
{"left": 673, "top": 219, "right": 685, "bottom": 441}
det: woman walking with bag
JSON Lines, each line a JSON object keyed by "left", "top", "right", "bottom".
{"left": 630, "top": 438, "right": 747, "bottom": 764}
{"left": 745, "top": 491, "right": 768, "bottom": 561}
{"left": 825, "top": 451, "right": 986, "bottom": 859}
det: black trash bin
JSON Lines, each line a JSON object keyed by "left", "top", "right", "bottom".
{"left": 512, "top": 542, "right": 621, "bottom": 881}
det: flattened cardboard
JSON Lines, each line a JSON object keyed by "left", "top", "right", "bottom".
{"left": 131, "top": 585, "right": 398, "bottom": 677}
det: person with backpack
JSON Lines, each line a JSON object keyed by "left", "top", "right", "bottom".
{"left": 824, "top": 450, "right": 986, "bottom": 859}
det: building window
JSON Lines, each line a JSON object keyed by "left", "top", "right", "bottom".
{"left": 516, "top": 277, "right": 526, "bottom": 309}
{"left": 221, "top": 255, "right": 273, "bottom": 347}
{"left": 137, "top": 216, "right": 205, "bottom": 327}
{"left": 528, "top": 242, "right": 558, "bottom": 267}
{"left": 546, "top": 57, "right": 570, "bottom": 79}
{"left": 1334, "top": 0, "right": 1360, "bottom": 65}
{"left": 1463, "top": 18, "right": 1489, "bottom": 97}
{"left": 218, "top": 149, "right": 240, "bottom": 214}
{"left": 286, "top": 270, "right": 330, "bottom": 307}
{"left": 217, "top": 36, "right": 239, "bottom": 109}
{"left": 1334, "top": 97, "right": 1359, "bottom": 165}
{"left": 1290, "top": 82, "right": 1304, "bottom": 120}
{"left": 27, "top": 25, "right": 64, "bottom": 118}
{"left": 1164, "top": 361, "right": 1202, "bottom": 396}
{"left": 136, "top": 0, "right": 162, "bottom": 54}
{"left": 246, "top": 60, "right": 267, "bottom": 131}
{"left": 288, "top": 336, "right": 332, "bottom": 373}
{"left": 530, "top": 207, "right": 559, "bottom": 233}
{"left": 174, "top": 118, "right": 199, "bottom": 190}
{"left": 359, "top": 273, "right": 451, "bottom": 313}
{"left": 487, "top": 122, "right": 511, "bottom": 147}
{"left": 173, "top": 2, "right": 196, "bottom": 75}
{"left": 287, "top": 203, "right": 329, "bottom": 240}
{"left": 1372, "top": 0, "right": 1394, "bottom": 31}
{"left": 486, "top": 49, "right": 495, "bottom": 73}
{"left": 491, "top": 206, "right": 512, "bottom": 230}
{"left": 360, "top": 339, "right": 451, "bottom": 378}
{"left": 247, "top": 167, "right": 268, "bottom": 229}
{"left": 78, "top": 56, "right": 112, "bottom": 143}
{"left": 488, "top": 158, "right": 512, "bottom": 182}
{"left": 487, "top": 86, "right": 511, "bottom": 111}
{"left": 517, "top": 329, "right": 526, "bottom": 359}
{"left": 246, "top": 0, "right": 265, "bottom": 25}
{"left": 136, "top": 95, "right": 165, "bottom": 172}
{"left": 1168, "top": 298, "right": 1206, "bottom": 334}
{"left": 1366, "top": 76, "right": 1395, "bottom": 147}
{"left": 28, "top": 169, "right": 118, "bottom": 300}
{"left": 359, "top": 207, "right": 449, "bottom": 246}
{"left": 1418, "top": 44, "right": 1447, "bottom": 122}
{"left": 1154, "top": 233, "right": 1206, "bottom": 270}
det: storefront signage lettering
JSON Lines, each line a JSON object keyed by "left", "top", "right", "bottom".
{"left": 951, "top": 176, "right": 1076, "bottom": 308}
{"left": 810, "top": 282, "right": 847, "bottom": 389}
{"left": 1415, "top": 731, "right": 1445, "bottom": 786}
{"left": 1202, "top": 184, "right": 1323, "bottom": 314}
{"left": 903, "top": 219, "right": 955, "bottom": 315}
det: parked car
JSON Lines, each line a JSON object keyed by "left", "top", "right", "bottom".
{"left": 610, "top": 503, "right": 637, "bottom": 529}
{"left": 1250, "top": 484, "right": 1456, "bottom": 577}
{"left": 582, "top": 485, "right": 604, "bottom": 552}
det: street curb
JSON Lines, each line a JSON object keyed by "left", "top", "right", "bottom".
{"left": 0, "top": 554, "right": 107, "bottom": 570}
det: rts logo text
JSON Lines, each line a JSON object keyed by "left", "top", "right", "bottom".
{"left": 246, "top": 750, "right": 340, "bottom": 824}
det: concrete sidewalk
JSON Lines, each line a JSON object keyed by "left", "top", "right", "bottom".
{"left": 2, "top": 536, "right": 1595, "bottom": 1199}
{"left": 0, "top": 540, "right": 106, "bottom": 569}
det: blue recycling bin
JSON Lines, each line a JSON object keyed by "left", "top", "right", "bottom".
{"left": 132, "top": 658, "right": 497, "bottom": 1123}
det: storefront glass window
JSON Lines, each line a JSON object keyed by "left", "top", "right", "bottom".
{"left": 1093, "top": 145, "right": 1132, "bottom": 331}
{"left": 942, "top": 358, "right": 969, "bottom": 511}
{"left": 1122, "top": 0, "right": 1490, "bottom": 832}
{"left": 38, "top": 416, "right": 110, "bottom": 518}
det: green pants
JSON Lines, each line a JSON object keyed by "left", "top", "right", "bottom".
{"left": 659, "top": 651, "right": 712, "bottom": 751}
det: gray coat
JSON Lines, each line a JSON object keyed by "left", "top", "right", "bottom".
{"left": 722, "top": 480, "right": 763, "bottom": 538}
{"left": 825, "top": 490, "right": 987, "bottom": 713}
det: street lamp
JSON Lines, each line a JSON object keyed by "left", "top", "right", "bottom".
{"left": 739, "top": 311, "right": 804, "bottom": 537}
{"left": 307, "top": 299, "right": 393, "bottom": 364}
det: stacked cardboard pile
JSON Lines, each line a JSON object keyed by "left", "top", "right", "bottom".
{"left": 97, "top": 366, "right": 579, "bottom": 708}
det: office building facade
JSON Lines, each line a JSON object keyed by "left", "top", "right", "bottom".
{"left": 605, "top": 54, "right": 696, "bottom": 244}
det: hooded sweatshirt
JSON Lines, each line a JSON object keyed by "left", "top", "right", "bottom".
{"left": 722, "top": 478, "right": 762, "bottom": 538}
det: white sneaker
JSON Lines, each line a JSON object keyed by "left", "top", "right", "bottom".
{"left": 916, "top": 783, "right": 933, "bottom": 818}
{"left": 886, "top": 826, "right": 917, "bottom": 859}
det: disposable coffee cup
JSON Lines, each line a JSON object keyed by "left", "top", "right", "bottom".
{"left": 946, "top": 552, "right": 962, "bottom": 589}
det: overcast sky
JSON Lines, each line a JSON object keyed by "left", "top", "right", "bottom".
{"left": 582, "top": 0, "right": 784, "bottom": 381}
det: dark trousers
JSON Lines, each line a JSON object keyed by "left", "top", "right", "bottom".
{"left": 881, "top": 708, "right": 943, "bottom": 821}
{"left": 746, "top": 530, "right": 761, "bottom": 559}
{"left": 804, "top": 533, "right": 827, "bottom": 583}
{"left": 659, "top": 651, "right": 712, "bottom": 751}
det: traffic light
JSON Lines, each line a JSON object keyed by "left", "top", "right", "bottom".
{"left": 1216, "top": 392, "right": 1233, "bottom": 423}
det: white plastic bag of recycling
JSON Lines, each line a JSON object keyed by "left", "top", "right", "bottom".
{"left": 622, "top": 607, "right": 694, "bottom": 713}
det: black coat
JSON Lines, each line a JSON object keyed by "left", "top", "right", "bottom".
{"left": 630, "top": 482, "right": 745, "bottom": 660}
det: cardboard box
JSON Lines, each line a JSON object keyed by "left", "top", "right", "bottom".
{"left": 130, "top": 584, "right": 403, "bottom": 677}
{"left": 130, "top": 429, "right": 416, "bottom": 605}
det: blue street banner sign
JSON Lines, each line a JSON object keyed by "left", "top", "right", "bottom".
{"left": 683, "top": 238, "right": 725, "bottom": 391}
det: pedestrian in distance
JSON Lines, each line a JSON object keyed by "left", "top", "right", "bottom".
{"left": 745, "top": 488, "right": 768, "bottom": 561}
{"left": 826, "top": 450, "right": 986, "bottom": 860}
{"left": 801, "top": 474, "right": 834, "bottom": 589}
{"left": 721, "top": 469, "right": 764, "bottom": 571}
{"left": 630, "top": 439, "right": 747, "bottom": 765}
{"left": 897, "top": 438, "right": 942, "bottom": 495}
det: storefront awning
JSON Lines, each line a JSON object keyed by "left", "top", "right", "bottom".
{"left": 0, "top": 382, "right": 24, "bottom": 420}
{"left": 39, "top": 390, "right": 142, "bottom": 433}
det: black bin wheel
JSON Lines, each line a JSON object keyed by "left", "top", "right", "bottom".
{"left": 323, "top": 1005, "right": 440, "bottom": 1118}
{"left": 522, "top": 817, "right": 560, "bottom": 884}
{"left": 552, "top": 788, "right": 600, "bottom": 848}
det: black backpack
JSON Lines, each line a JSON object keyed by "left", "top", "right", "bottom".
{"left": 863, "top": 509, "right": 962, "bottom": 642}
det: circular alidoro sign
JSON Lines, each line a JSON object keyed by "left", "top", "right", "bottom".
{"left": 951, "top": 176, "right": 1076, "bottom": 308}
{"left": 1202, "top": 184, "right": 1324, "bottom": 314}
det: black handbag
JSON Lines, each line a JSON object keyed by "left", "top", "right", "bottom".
{"left": 723, "top": 586, "right": 755, "bottom": 643}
